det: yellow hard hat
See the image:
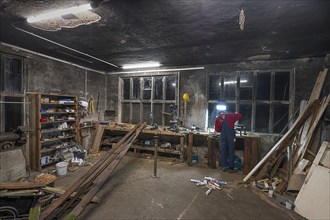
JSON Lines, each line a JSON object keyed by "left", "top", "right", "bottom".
{"left": 183, "top": 93, "right": 190, "bottom": 102}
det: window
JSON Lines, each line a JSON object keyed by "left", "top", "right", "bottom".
{"left": 207, "top": 70, "right": 294, "bottom": 133}
{"left": 119, "top": 73, "right": 178, "bottom": 125}
{"left": 0, "top": 54, "right": 24, "bottom": 132}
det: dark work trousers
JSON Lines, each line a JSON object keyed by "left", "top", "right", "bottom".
{"left": 220, "top": 119, "right": 236, "bottom": 169}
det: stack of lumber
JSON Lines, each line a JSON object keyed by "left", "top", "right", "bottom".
{"left": 243, "top": 69, "right": 329, "bottom": 194}
{"left": 39, "top": 122, "right": 146, "bottom": 220}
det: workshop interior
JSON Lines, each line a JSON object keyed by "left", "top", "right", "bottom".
{"left": 0, "top": 0, "right": 330, "bottom": 219}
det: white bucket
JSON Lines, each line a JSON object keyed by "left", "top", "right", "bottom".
{"left": 56, "top": 162, "right": 68, "bottom": 176}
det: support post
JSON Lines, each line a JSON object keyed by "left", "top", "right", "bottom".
{"left": 152, "top": 136, "right": 160, "bottom": 178}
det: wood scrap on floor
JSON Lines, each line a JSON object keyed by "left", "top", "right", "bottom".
{"left": 89, "top": 123, "right": 106, "bottom": 154}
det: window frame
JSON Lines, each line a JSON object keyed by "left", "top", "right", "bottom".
{"left": 207, "top": 69, "right": 295, "bottom": 133}
{"left": 119, "top": 72, "right": 178, "bottom": 125}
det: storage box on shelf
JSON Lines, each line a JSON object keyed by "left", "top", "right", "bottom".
{"left": 28, "top": 93, "right": 79, "bottom": 170}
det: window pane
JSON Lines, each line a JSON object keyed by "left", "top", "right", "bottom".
{"left": 209, "top": 75, "right": 221, "bottom": 100}
{"left": 240, "top": 72, "right": 253, "bottom": 100}
{"left": 224, "top": 73, "right": 236, "bottom": 100}
{"left": 3, "top": 57, "right": 23, "bottom": 93}
{"left": 273, "top": 104, "right": 289, "bottom": 133}
{"left": 121, "top": 103, "right": 130, "bottom": 123}
{"left": 131, "top": 103, "right": 140, "bottom": 124}
{"left": 257, "top": 72, "right": 271, "bottom": 100}
{"left": 226, "top": 103, "right": 236, "bottom": 114}
{"left": 4, "top": 97, "right": 23, "bottom": 132}
{"left": 240, "top": 104, "right": 252, "bottom": 131}
{"left": 123, "top": 78, "right": 130, "bottom": 100}
{"left": 256, "top": 104, "right": 269, "bottom": 132}
{"left": 165, "top": 76, "right": 176, "bottom": 100}
{"left": 208, "top": 103, "right": 218, "bottom": 128}
{"left": 154, "top": 77, "right": 163, "bottom": 100}
{"left": 275, "top": 71, "right": 290, "bottom": 101}
{"left": 153, "top": 103, "right": 163, "bottom": 125}
{"left": 143, "top": 77, "right": 152, "bottom": 100}
{"left": 132, "top": 78, "right": 140, "bottom": 100}
{"left": 143, "top": 103, "right": 152, "bottom": 123}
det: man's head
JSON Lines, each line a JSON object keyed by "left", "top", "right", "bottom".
{"left": 219, "top": 111, "right": 225, "bottom": 119}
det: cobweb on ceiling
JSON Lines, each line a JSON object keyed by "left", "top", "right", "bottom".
{"left": 239, "top": 9, "right": 245, "bottom": 31}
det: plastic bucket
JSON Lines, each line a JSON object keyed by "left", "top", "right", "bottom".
{"left": 56, "top": 162, "right": 68, "bottom": 176}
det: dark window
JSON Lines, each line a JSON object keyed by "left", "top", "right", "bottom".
{"left": 240, "top": 104, "right": 252, "bottom": 131}
{"left": 143, "top": 78, "right": 152, "bottom": 100}
{"left": 123, "top": 78, "right": 130, "bottom": 99}
{"left": 131, "top": 103, "right": 140, "bottom": 124}
{"left": 154, "top": 77, "right": 163, "bottom": 100}
{"left": 257, "top": 72, "right": 271, "bottom": 100}
{"left": 255, "top": 104, "right": 270, "bottom": 132}
{"left": 224, "top": 73, "right": 236, "bottom": 100}
{"left": 208, "top": 103, "right": 218, "bottom": 128}
{"left": 1, "top": 56, "right": 23, "bottom": 93}
{"left": 132, "top": 78, "right": 140, "bottom": 100}
{"left": 240, "top": 72, "right": 253, "bottom": 100}
{"left": 166, "top": 76, "right": 176, "bottom": 100}
{"left": 273, "top": 104, "right": 289, "bottom": 133}
{"left": 274, "top": 71, "right": 290, "bottom": 101}
{"left": 209, "top": 75, "right": 221, "bottom": 100}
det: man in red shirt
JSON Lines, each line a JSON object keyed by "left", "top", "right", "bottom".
{"left": 215, "top": 111, "right": 242, "bottom": 172}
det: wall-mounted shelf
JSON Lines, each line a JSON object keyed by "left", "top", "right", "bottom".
{"left": 28, "top": 93, "right": 79, "bottom": 171}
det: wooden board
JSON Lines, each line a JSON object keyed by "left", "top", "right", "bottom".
{"left": 294, "top": 165, "right": 330, "bottom": 219}
{"left": 90, "top": 124, "right": 106, "bottom": 154}
{"left": 207, "top": 136, "right": 217, "bottom": 169}
{"left": 243, "top": 137, "right": 259, "bottom": 175}
{"left": 0, "top": 182, "right": 45, "bottom": 190}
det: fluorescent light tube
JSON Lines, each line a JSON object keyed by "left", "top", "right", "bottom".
{"left": 221, "top": 80, "right": 248, "bottom": 85}
{"left": 27, "top": 4, "right": 92, "bottom": 23}
{"left": 122, "top": 62, "right": 161, "bottom": 69}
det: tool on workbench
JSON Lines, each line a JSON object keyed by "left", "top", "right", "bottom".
{"left": 162, "top": 104, "right": 180, "bottom": 132}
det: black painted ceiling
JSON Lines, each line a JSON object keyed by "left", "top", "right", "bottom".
{"left": 1, "top": 0, "right": 330, "bottom": 72}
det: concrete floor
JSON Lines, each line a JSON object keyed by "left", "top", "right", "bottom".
{"left": 54, "top": 155, "right": 304, "bottom": 220}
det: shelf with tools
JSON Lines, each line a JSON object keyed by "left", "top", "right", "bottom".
{"left": 28, "top": 93, "right": 79, "bottom": 171}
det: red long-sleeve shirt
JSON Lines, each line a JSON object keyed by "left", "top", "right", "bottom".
{"left": 215, "top": 113, "right": 242, "bottom": 132}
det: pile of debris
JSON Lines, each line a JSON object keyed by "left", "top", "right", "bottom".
{"left": 243, "top": 68, "right": 330, "bottom": 219}
{"left": 191, "top": 177, "right": 227, "bottom": 195}
{"left": 244, "top": 69, "right": 329, "bottom": 190}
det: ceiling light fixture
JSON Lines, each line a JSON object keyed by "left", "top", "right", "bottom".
{"left": 220, "top": 80, "right": 248, "bottom": 85}
{"left": 27, "top": 4, "right": 92, "bottom": 23}
{"left": 122, "top": 62, "right": 161, "bottom": 69}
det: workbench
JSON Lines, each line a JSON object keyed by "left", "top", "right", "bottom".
{"left": 205, "top": 133, "right": 260, "bottom": 174}
{"left": 104, "top": 124, "right": 186, "bottom": 160}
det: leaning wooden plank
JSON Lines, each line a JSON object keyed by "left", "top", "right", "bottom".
{"left": 307, "top": 68, "right": 328, "bottom": 103}
{"left": 294, "top": 95, "right": 330, "bottom": 166}
{"left": 67, "top": 124, "right": 146, "bottom": 219}
{"left": 40, "top": 123, "right": 143, "bottom": 220}
{"left": 90, "top": 124, "right": 106, "bottom": 154}
{"left": 0, "top": 182, "right": 45, "bottom": 190}
{"left": 243, "top": 99, "right": 320, "bottom": 182}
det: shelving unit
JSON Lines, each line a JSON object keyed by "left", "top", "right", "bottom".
{"left": 28, "top": 93, "right": 79, "bottom": 170}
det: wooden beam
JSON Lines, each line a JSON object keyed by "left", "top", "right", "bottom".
{"left": 90, "top": 124, "right": 106, "bottom": 154}
{"left": 0, "top": 182, "right": 45, "bottom": 190}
